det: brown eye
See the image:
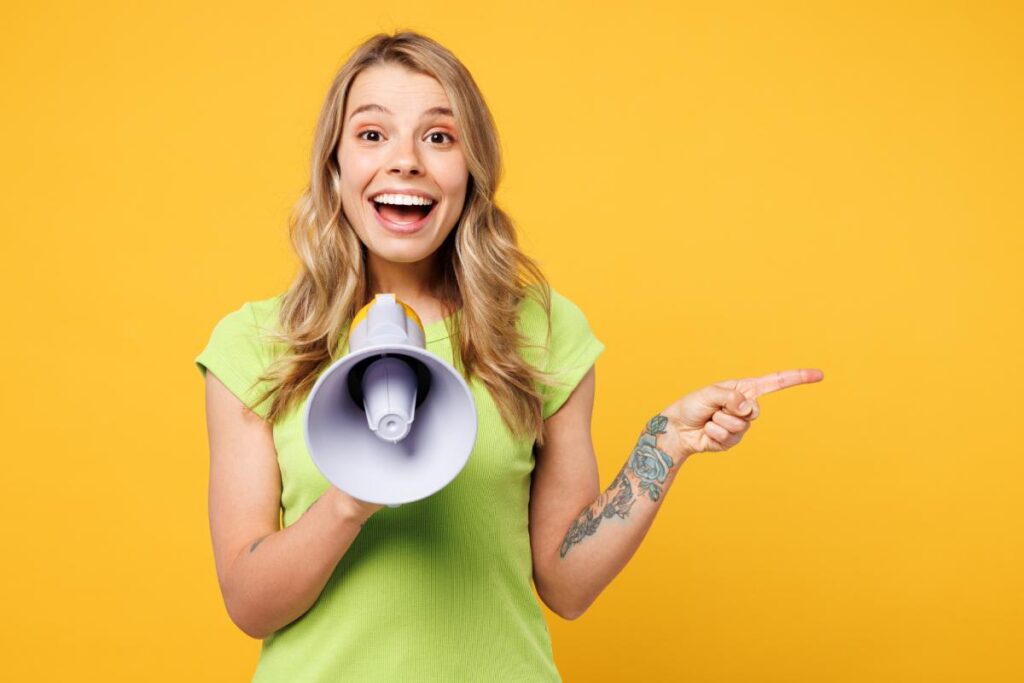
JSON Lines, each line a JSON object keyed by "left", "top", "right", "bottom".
{"left": 428, "top": 132, "right": 454, "bottom": 144}
{"left": 359, "top": 130, "right": 382, "bottom": 142}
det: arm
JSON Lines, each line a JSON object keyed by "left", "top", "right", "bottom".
{"left": 529, "top": 365, "right": 821, "bottom": 620}
{"left": 528, "top": 366, "right": 692, "bottom": 620}
{"left": 204, "top": 371, "right": 380, "bottom": 639}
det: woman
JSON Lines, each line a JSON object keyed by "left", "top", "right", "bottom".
{"left": 196, "top": 31, "right": 823, "bottom": 681}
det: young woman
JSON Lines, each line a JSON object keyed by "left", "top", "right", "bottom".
{"left": 196, "top": 31, "right": 823, "bottom": 681}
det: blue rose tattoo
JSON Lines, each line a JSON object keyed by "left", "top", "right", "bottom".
{"left": 628, "top": 415, "right": 675, "bottom": 502}
{"left": 558, "top": 414, "right": 674, "bottom": 559}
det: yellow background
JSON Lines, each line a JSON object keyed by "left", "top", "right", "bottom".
{"left": 2, "top": 1, "right": 1021, "bottom": 680}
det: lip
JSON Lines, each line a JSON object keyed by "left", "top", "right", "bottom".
{"left": 369, "top": 198, "right": 437, "bottom": 236}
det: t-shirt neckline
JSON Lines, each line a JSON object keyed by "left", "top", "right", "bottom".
{"left": 423, "top": 309, "right": 459, "bottom": 342}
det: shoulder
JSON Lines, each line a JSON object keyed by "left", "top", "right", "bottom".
{"left": 248, "top": 292, "right": 286, "bottom": 332}
{"left": 515, "top": 284, "right": 605, "bottom": 419}
{"left": 515, "top": 283, "right": 603, "bottom": 366}
{"left": 516, "top": 284, "right": 595, "bottom": 339}
{"left": 199, "top": 292, "right": 287, "bottom": 368}
{"left": 209, "top": 293, "right": 284, "bottom": 337}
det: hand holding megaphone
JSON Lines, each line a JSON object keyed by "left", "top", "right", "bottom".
{"left": 303, "top": 294, "right": 478, "bottom": 508}
{"left": 323, "top": 485, "right": 386, "bottom": 524}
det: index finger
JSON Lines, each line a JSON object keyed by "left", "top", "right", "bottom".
{"left": 747, "top": 368, "right": 824, "bottom": 398}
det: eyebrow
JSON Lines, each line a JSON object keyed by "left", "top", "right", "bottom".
{"left": 347, "top": 103, "right": 454, "bottom": 121}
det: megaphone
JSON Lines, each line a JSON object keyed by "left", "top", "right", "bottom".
{"left": 303, "top": 293, "right": 477, "bottom": 507}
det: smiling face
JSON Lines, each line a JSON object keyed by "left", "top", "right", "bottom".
{"left": 338, "top": 63, "right": 469, "bottom": 277}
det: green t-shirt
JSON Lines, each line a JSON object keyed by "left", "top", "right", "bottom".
{"left": 195, "top": 286, "right": 604, "bottom": 682}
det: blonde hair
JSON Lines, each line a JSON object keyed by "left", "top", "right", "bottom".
{"left": 251, "top": 30, "right": 560, "bottom": 446}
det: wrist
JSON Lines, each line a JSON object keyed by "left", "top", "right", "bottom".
{"left": 662, "top": 441, "right": 693, "bottom": 471}
{"left": 627, "top": 414, "right": 688, "bottom": 503}
{"left": 324, "top": 487, "right": 373, "bottom": 527}
{"left": 674, "top": 449, "right": 694, "bottom": 468}
{"left": 651, "top": 413, "right": 694, "bottom": 467}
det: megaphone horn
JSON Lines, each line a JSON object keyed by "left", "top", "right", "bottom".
{"left": 303, "top": 294, "right": 478, "bottom": 507}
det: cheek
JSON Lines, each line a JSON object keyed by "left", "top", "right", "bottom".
{"left": 338, "top": 151, "right": 377, "bottom": 190}
{"left": 437, "top": 164, "right": 470, "bottom": 206}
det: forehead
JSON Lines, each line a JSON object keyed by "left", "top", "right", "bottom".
{"left": 346, "top": 64, "right": 451, "bottom": 112}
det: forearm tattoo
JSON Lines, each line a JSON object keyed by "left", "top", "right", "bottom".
{"left": 559, "top": 468, "right": 634, "bottom": 558}
{"left": 558, "top": 414, "right": 675, "bottom": 559}
{"left": 626, "top": 414, "right": 674, "bottom": 502}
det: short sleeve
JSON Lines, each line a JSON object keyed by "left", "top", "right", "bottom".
{"left": 194, "top": 300, "right": 280, "bottom": 420}
{"left": 526, "top": 289, "right": 605, "bottom": 420}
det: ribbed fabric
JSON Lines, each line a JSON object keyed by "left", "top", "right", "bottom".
{"left": 195, "top": 286, "right": 604, "bottom": 682}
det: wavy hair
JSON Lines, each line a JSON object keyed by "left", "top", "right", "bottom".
{"left": 250, "top": 30, "right": 560, "bottom": 446}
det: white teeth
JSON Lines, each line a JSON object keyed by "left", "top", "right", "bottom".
{"left": 372, "top": 193, "right": 435, "bottom": 206}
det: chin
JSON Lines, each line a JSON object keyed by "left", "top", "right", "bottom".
{"left": 371, "top": 243, "right": 437, "bottom": 264}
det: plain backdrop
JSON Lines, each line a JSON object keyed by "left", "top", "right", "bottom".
{"left": 1, "top": 1, "right": 1021, "bottom": 680}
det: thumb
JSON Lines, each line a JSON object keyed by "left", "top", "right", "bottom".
{"left": 699, "top": 385, "right": 751, "bottom": 416}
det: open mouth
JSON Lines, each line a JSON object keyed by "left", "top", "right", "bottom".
{"left": 371, "top": 200, "right": 436, "bottom": 225}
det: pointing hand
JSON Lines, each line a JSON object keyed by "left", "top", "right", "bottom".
{"left": 657, "top": 368, "right": 825, "bottom": 459}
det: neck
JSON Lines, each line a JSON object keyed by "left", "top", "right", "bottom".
{"left": 365, "top": 250, "right": 440, "bottom": 308}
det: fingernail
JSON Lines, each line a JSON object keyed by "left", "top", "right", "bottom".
{"left": 738, "top": 402, "right": 750, "bottom": 413}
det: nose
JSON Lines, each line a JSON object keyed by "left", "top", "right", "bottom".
{"left": 387, "top": 135, "right": 423, "bottom": 176}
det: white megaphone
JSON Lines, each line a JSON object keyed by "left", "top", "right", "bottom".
{"left": 303, "top": 293, "right": 477, "bottom": 507}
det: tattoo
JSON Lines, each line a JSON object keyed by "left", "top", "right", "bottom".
{"left": 249, "top": 536, "right": 268, "bottom": 553}
{"left": 626, "top": 415, "right": 675, "bottom": 503}
{"left": 559, "top": 469, "right": 634, "bottom": 558}
{"left": 557, "top": 414, "right": 676, "bottom": 559}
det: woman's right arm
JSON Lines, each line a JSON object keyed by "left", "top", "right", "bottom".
{"left": 203, "top": 370, "right": 383, "bottom": 639}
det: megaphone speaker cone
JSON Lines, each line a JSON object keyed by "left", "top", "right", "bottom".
{"left": 304, "top": 344, "right": 477, "bottom": 506}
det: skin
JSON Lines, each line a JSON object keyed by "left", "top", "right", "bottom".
{"left": 209, "top": 59, "right": 835, "bottom": 636}
{"left": 327, "top": 62, "right": 826, "bottom": 619}
{"left": 216, "top": 62, "right": 823, "bottom": 626}
{"left": 333, "top": 63, "right": 470, "bottom": 520}
{"left": 337, "top": 62, "right": 469, "bottom": 317}
{"left": 557, "top": 369, "right": 825, "bottom": 560}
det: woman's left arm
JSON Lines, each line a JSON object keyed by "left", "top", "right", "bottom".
{"left": 529, "top": 366, "right": 824, "bottom": 620}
